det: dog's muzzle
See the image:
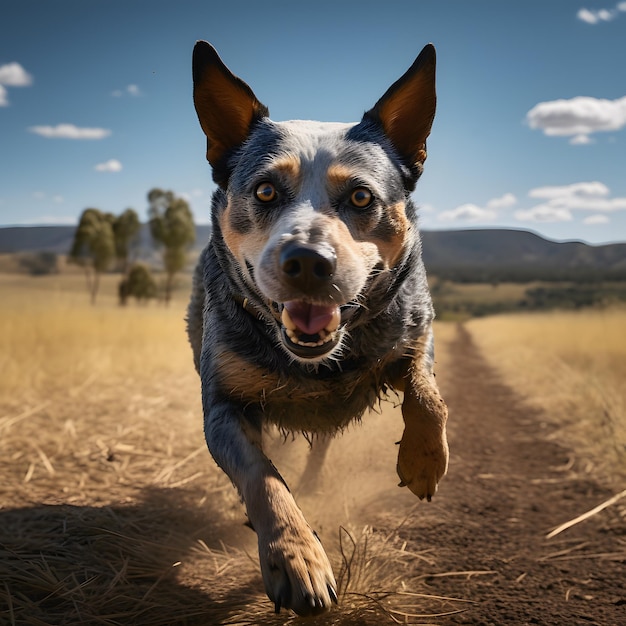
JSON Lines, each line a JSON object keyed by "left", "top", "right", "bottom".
{"left": 276, "top": 242, "right": 343, "bottom": 359}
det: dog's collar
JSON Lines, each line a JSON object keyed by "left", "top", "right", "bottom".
{"left": 232, "top": 292, "right": 281, "bottom": 322}
{"left": 232, "top": 292, "right": 262, "bottom": 317}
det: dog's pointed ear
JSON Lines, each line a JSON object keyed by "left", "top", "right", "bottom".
{"left": 193, "top": 41, "right": 269, "bottom": 181}
{"left": 365, "top": 44, "right": 436, "bottom": 179}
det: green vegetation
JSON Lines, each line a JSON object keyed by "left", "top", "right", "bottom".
{"left": 18, "top": 251, "right": 59, "bottom": 276}
{"left": 112, "top": 208, "right": 141, "bottom": 274}
{"left": 69, "top": 208, "right": 116, "bottom": 304}
{"left": 147, "top": 189, "right": 196, "bottom": 304}
{"left": 119, "top": 263, "right": 158, "bottom": 305}
{"left": 431, "top": 278, "right": 626, "bottom": 320}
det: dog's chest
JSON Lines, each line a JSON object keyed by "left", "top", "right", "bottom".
{"left": 215, "top": 350, "right": 391, "bottom": 433}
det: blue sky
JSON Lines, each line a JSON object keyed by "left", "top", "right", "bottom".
{"left": 1, "top": 0, "right": 625, "bottom": 244}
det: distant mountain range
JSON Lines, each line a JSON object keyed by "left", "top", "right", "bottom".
{"left": 1, "top": 225, "right": 625, "bottom": 281}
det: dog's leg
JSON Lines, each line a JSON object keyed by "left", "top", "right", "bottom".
{"left": 296, "top": 437, "right": 332, "bottom": 496}
{"left": 203, "top": 401, "right": 337, "bottom": 616}
{"left": 395, "top": 326, "right": 449, "bottom": 500}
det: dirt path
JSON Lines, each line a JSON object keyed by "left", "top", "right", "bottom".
{"left": 403, "top": 324, "right": 625, "bottom": 625}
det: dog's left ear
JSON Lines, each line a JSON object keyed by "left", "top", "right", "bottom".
{"left": 364, "top": 44, "right": 436, "bottom": 180}
{"left": 193, "top": 41, "right": 269, "bottom": 186}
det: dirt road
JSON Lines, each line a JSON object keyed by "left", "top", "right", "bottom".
{"left": 403, "top": 324, "right": 626, "bottom": 625}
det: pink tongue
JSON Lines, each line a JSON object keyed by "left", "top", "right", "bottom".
{"left": 284, "top": 301, "right": 336, "bottom": 335}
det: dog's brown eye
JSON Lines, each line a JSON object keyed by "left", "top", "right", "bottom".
{"left": 255, "top": 182, "right": 277, "bottom": 203}
{"left": 349, "top": 187, "right": 372, "bottom": 208}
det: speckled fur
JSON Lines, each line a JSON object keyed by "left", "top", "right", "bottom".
{"left": 186, "top": 41, "right": 448, "bottom": 617}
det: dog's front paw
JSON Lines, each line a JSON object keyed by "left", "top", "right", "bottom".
{"left": 258, "top": 521, "right": 337, "bottom": 616}
{"left": 396, "top": 425, "right": 448, "bottom": 501}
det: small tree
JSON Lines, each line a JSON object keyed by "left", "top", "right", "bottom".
{"left": 112, "top": 208, "right": 141, "bottom": 274}
{"left": 147, "top": 188, "right": 195, "bottom": 304}
{"left": 69, "top": 208, "right": 115, "bottom": 304}
{"left": 19, "top": 251, "right": 59, "bottom": 276}
{"left": 119, "top": 263, "right": 157, "bottom": 305}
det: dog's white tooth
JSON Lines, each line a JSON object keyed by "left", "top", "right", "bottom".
{"left": 281, "top": 307, "right": 297, "bottom": 331}
{"left": 325, "top": 308, "right": 341, "bottom": 333}
{"left": 286, "top": 329, "right": 297, "bottom": 340}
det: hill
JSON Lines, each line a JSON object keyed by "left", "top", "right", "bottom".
{"left": 1, "top": 225, "right": 625, "bottom": 282}
{"left": 420, "top": 228, "right": 626, "bottom": 281}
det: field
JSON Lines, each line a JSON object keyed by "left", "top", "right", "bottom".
{"left": 1, "top": 274, "right": 625, "bottom": 624}
{"left": 468, "top": 310, "right": 626, "bottom": 483}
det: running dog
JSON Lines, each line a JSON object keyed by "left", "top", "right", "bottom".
{"left": 187, "top": 41, "right": 448, "bottom": 616}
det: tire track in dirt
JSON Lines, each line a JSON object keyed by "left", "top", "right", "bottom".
{"left": 400, "top": 323, "right": 625, "bottom": 625}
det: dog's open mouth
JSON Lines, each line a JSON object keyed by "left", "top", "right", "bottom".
{"left": 280, "top": 301, "right": 342, "bottom": 359}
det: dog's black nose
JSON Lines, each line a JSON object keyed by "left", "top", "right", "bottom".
{"left": 279, "top": 242, "right": 336, "bottom": 293}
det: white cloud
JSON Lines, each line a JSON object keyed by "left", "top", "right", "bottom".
{"left": 437, "top": 192, "right": 516, "bottom": 223}
{"left": 529, "top": 182, "right": 610, "bottom": 200}
{"left": 527, "top": 182, "right": 626, "bottom": 212}
{"left": 583, "top": 214, "right": 610, "bottom": 225}
{"left": 438, "top": 203, "right": 497, "bottom": 222}
{"left": 32, "top": 191, "right": 64, "bottom": 204}
{"left": 486, "top": 193, "right": 517, "bottom": 210}
{"left": 518, "top": 181, "right": 626, "bottom": 224}
{"left": 526, "top": 96, "right": 626, "bottom": 141}
{"left": 577, "top": 3, "right": 626, "bottom": 24}
{"left": 94, "top": 159, "right": 123, "bottom": 172}
{"left": 0, "top": 62, "right": 33, "bottom": 106}
{"left": 570, "top": 134, "right": 594, "bottom": 145}
{"left": 0, "top": 62, "right": 33, "bottom": 86}
{"left": 28, "top": 124, "right": 111, "bottom": 140}
{"left": 112, "top": 84, "right": 141, "bottom": 97}
{"left": 20, "top": 215, "right": 78, "bottom": 226}
{"left": 515, "top": 205, "right": 573, "bottom": 223}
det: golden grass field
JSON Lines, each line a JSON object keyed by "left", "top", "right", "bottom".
{"left": 0, "top": 274, "right": 460, "bottom": 624}
{"left": 467, "top": 309, "right": 626, "bottom": 485}
{"left": 1, "top": 273, "right": 625, "bottom": 623}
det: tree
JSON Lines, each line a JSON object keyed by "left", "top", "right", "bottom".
{"left": 18, "top": 251, "right": 59, "bottom": 276}
{"left": 112, "top": 208, "right": 141, "bottom": 274}
{"left": 69, "top": 208, "right": 115, "bottom": 304}
{"left": 119, "top": 263, "right": 157, "bottom": 305}
{"left": 147, "top": 188, "right": 196, "bottom": 303}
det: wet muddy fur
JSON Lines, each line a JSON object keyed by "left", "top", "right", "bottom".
{"left": 187, "top": 41, "right": 448, "bottom": 616}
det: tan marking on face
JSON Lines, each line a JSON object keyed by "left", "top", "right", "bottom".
{"left": 326, "top": 163, "right": 358, "bottom": 189}
{"left": 271, "top": 154, "right": 301, "bottom": 182}
{"left": 322, "top": 214, "right": 380, "bottom": 293}
{"left": 219, "top": 200, "right": 244, "bottom": 261}
{"left": 372, "top": 201, "right": 410, "bottom": 268}
{"left": 220, "top": 199, "right": 268, "bottom": 265}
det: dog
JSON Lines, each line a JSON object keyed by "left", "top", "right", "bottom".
{"left": 187, "top": 41, "right": 449, "bottom": 617}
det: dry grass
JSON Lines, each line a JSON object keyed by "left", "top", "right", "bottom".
{"left": 467, "top": 308, "right": 626, "bottom": 484}
{"left": 0, "top": 274, "right": 462, "bottom": 625}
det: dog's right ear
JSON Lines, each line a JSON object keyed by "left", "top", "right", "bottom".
{"left": 193, "top": 41, "right": 269, "bottom": 186}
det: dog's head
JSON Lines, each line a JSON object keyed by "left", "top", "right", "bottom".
{"left": 193, "top": 42, "right": 436, "bottom": 363}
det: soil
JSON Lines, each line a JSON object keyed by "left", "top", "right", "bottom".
{"left": 398, "top": 324, "right": 626, "bottom": 625}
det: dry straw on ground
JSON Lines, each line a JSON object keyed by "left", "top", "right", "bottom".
{"left": 1, "top": 276, "right": 469, "bottom": 624}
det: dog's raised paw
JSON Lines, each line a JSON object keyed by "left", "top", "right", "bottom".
{"left": 396, "top": 428, "right": 449, "bottom": 500}
{"left": 259, "top": 523, "right": 337, "bottom": 616}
